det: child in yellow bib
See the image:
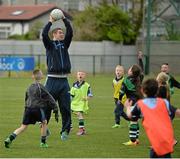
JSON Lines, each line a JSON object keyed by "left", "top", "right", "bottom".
{"left": 70, "top": 71, "right": 93, "bottom": 135}
{"left": 112, "top": 65, "right": 129, "bottom": 128}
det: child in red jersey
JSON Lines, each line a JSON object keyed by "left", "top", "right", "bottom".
{"left": 125, "top": 78, "right": 177, "bottom": 158}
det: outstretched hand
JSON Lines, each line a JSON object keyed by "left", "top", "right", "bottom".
{"left": 53, "top": 109, "right": 59, "bottom": 123}
{"left": 137, "top": 51, "right": 143, "bottom": 59}
{"left": 124, "top": 99, "right": 133, "bottom": 108}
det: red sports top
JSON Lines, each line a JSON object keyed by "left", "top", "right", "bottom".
{"left": 137, "top": 98, "right": 174, "bottom": 156}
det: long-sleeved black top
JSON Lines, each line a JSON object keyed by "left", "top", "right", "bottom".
{"left": 25, "top": 82, "right": 58, "bottom": 112}
{"left": 42, "top": 18, "right": 73, "bottom": 75}
{"left": 168, "top": 74, "right": 180, "bottom": 89}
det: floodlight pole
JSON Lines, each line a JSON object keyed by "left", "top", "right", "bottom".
{"left": 145, "top": 0, "right": 152, "bottom": 74}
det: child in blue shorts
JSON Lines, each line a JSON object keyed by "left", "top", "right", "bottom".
{"left": 112, "top": 65, "right": 129, "bottom": 128}
{"left": 4, "top": 69, "right": 59, "bottom": 148}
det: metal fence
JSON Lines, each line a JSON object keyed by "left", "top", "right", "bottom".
{"left": 1, "top": 53, "right": 180, "bottom": 77}
{"left": 0, "top": 54, "right": 140, "bottom": 77}
{"left": 1, "top": 39, "right": 180, "bottom": 77}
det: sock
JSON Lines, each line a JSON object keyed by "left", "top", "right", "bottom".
{"left": 70, "top": 123, "right": 73, "bottom": 129}
{"left": 129, "top": 122, "right": 138, "bottom": 142}
{"left": 9, "top": 133, "right": 17, "bottom": 141}
{"left": 115, "top": 118, "right": 120, "bottom": 125}
{"left": 79, "top": 119, "right": 85, "bottom": 129}
{"left": 136, "top": 123, "right": 139, "bottom": 139}
{"left": 41, "top": 136, "right": 46, "bottom": 144}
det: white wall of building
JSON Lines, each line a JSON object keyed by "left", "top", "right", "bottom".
{"left": 0, "top": 22, "right": 29, "bottom": 37}
{"left": 12, "top": 22, "right": 29, "bottom": 34}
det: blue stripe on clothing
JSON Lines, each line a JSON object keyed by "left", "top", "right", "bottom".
{"left": 142, "top": 98, "right": 170, "bottom": 115}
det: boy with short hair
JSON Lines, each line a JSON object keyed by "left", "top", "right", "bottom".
{"left": 112, "top": 65, "right": 129, "bottom": 128}
{"left": 125, "top": 78, "right": 176, "bottom": 158}
{"left": 42, "top": 12, "right": 73, "bottom": 141}
{"left": 4, "top": 69, "right": 59, "bottom": 148}
{"left": 161, "top": 63, "right": 180, "bottom": 95}
{"left": 70, "top": 71, "right": 93, "bottom": 135}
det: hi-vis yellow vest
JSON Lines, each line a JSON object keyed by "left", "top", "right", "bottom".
{"left": 71, "top": 82, "right": 90, "bottom": 113}
{"left": 113, "top": 77, "right": 127, "bottom": 104}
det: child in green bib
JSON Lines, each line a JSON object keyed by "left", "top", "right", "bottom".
{"left": 70, "top": 71, "right": 93, "bottom": 135}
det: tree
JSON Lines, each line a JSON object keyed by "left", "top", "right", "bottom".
{"left": 25, "top": 21, "right": 43, "bottom": 40}
{"left": 165, "top": 22, "right": 180, "bottom": 40}
{"left": 130, "top": 0, "right": 144, "bottom": 40}
{"left": 73, "top": 3, "right": 136, "bottom": 43}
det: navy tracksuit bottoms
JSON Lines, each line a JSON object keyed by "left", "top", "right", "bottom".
{"left": 45, "top": 77, "right": 71, "bottom": 134}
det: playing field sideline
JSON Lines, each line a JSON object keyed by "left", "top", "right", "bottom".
{"left": 0, "top": 74, "right": 180, "bottom": 158}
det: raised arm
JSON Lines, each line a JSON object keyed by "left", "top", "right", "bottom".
{"left": 119, "top": 83, "right": 126, "bottom": 101}
{"left": 63, "top": 18, "right": 73, "bottom": 49}
{"left": 171, "top": 76, "right": 180, "bottom": 89}
{"left": 42, "top": 16, "right": 55, "bottom": 50}
{"left": 138, "top": 53, "right": 144, "bottom": 72}
{"left": 137, "top": 51, "right": 144, "bottom": 82}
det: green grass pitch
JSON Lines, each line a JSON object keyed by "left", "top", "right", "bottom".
{"left": 0, "top": 74, "right": 180, "bottom": 158}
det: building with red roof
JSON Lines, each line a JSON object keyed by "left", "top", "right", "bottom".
{"left": 0, "top": 4, "right": 58, "bottom": 39}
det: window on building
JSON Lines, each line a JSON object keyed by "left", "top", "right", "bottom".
{"left": 11, "top": 10, "right": 24, "bottom": 16}
{"left": 0, "top": 26, "right": 11, "bottom": 39}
